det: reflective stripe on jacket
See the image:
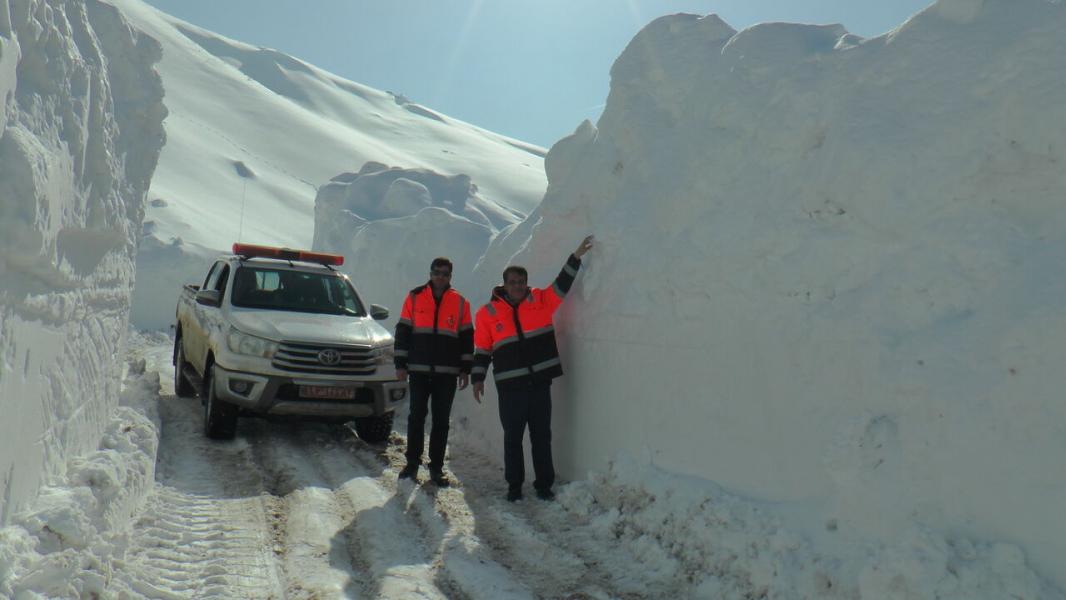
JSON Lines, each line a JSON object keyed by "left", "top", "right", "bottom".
{"left": 472, "top": 254, "right": 581, "bottom": 389}
{"left": 394, "top": 285, "right": 474, "bottom": 374}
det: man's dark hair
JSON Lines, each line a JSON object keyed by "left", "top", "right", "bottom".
{"left": 430, "top": 257, "right": 453, "bottom": 272}
{"left": 502, "top": 265, "right": 528, "bottom": 282}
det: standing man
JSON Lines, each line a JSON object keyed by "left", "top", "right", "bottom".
{"left": 472, "top": 235, "right": 594, "bottom": 502}
{"left": 394, "top": 257, "right": 473, "bottom": 487}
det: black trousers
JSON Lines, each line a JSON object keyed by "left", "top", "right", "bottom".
{"left": 405, "top": 373, "right": 457, "bottom": 471}
{"left": 498, "top": 381, "right": 554, "bottom": 492}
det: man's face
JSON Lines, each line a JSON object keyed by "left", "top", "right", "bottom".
{"left": 504, "top": 273, "right": 528, "bottom": 303}
{"left": 430, "top": 267, "right": 451, "bottom": 289}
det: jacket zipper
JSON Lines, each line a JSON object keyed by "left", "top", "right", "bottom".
{"left": 431, "top": 289, "right": 443, "bottom": 374}
{"left": 508, "top": 297, "right": 535, "bottom": 377}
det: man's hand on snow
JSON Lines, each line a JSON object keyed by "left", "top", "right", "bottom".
{"left": 472, "top": 381, "right": 484, "bottom": 404}
{"left": 458, "top": 373, "right": 469, "bottom": 390}
{"left": 574, "top": 235, "right": 594, "bottom": 258}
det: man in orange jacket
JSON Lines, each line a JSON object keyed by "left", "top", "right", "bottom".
{"left": 394, "top": 257, "right": 473, "bottom": 486}
{"left": 472, "top": 235, "right": 594, "bottom": 502}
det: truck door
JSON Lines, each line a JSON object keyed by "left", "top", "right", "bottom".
{"left": 190, "top": 261, "right": 225, "bottom": 368}
{"left": 203, "top": 264, "right": 231, "bottom": 364}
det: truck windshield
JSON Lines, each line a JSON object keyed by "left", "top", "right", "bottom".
{"left": 231, "top": 266, "right": 367, "bottom": 316}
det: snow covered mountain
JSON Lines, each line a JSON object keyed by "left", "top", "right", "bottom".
{"left": 108, "top": 0, "right": 548, "bottom": 329}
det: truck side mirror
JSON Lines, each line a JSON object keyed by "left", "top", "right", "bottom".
{"left": 195, "top": 289, "right": 221, "bottom": 307}
{"left": 370, "top": 304, "right": 389, "bottom": 320}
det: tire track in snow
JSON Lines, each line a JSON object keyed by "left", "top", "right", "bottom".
{"left": 275, "top": 422, "right": 474, "bottom": 600}
{"left": 371, "top": 438, "right": 680, "bottom": 600}
{"left": 125, "top": 341, "right": 659, "bottom": 599}
{"left": 333, "top": 433, "right": 536, "bottom": 600}
{"left": 241, "top": 418, "right": 425, "bottom": 599}
{"left": 121, "top": 394, "right": 287, "bottom": 599}
{"left": 301, "top": 425, "right": 534, "bottom": 600}
{"left": 462, "top": 450, "right": 690, "bottom": 599}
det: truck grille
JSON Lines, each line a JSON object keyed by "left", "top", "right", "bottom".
{"left": 272, "top": 342, "right": 377, "bottom": 375}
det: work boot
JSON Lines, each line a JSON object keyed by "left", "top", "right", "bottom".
{"left": 506, "top": 487, "right": 523, "bottom": 502}
{"left": 429, "top": 469, "right": 451, "bottom": 488}
{"left": 535, "top": 488, "right": 556, "bottom": 501}
{"left": 398, "top": 463, "right": 419, "bottom": 480}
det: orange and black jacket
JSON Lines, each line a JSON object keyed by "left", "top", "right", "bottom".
{"left": 394, "top": 285, "right": 473, "bottom": 375}
{"left": 472, "top": 254, "right": 582, "bottom": 389}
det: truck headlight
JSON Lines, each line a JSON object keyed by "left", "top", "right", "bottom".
{"left": 226, "top": 327, "right": 279, "bottom": 358}
{"left": 374, "top": 345, "right": 394, "bottom": 365}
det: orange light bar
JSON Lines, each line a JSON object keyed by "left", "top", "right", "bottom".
{"left": 232, "top": 243, "right": 344, "bottom": 266}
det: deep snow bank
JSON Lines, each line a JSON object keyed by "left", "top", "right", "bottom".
{"left": 0, "top": 356, "right": 161, "bottom": 598}
{"left": 446, "top": 0, "right": 1066, "bottom": 590}
{"left": 0, "top": 0, "right": 165, "bottom": 525}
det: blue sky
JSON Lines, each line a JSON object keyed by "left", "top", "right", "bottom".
{"left": 141, "top": 0, "right": 933, "bottom": 148}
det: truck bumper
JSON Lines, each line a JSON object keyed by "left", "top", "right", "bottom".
{"left": 212, "top": 365, "right": 408, "bottom": 419}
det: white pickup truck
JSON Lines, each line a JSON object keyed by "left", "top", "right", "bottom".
{"left": 173, "top": 243, "right": 407, "bottom": 441}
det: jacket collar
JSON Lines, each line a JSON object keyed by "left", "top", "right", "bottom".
{"left": 491, "top": 285, "right": 531, "bottom": 306}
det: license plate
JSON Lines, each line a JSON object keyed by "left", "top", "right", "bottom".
{"left": 299, "top": 385, "right": 356, "bottom": 400}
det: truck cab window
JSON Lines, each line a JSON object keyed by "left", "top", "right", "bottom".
{"left": 214, "top": 265, "right": 231, "bottom": 302}
{"left": 202, "top": 262, "right": 223, "bottom": 290}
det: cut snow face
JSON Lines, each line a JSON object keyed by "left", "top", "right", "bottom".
{"left": 441, "top": 0, "right": 1066, "bottom": 590}
{"left": 0, "top": 0, "right": 165, "bottom": 526}
{"left": 108, "top": 0, "right": 547, "bottom": 330}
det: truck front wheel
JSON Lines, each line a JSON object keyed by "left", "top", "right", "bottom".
{"left": 174, "top": 337, "right": 196, "bottom": 398}
{"left": 353, "top": 413, "right": 393, "bottom": 444}
{"left": 203, "top": 367, "right": 238, "bottom": 439}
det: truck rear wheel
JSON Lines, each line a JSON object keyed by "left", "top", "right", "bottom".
{"left": 174, "top": 337, "right": 196, "bottom": 398}
{"left": 203, "top": 367, "right": 238, "bottom": 439}
{"left": 354, "top": 413, "right": 393, "bottom": 444}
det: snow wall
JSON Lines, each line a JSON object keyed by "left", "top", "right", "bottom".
{"left": 448, "top": 0, "right": 1066, "bottom": 588}
{"left": 0, "top": 0, "right": 165, "bottom": 525}
{"left": 310, "top": 0, "right": 1066, "bottom": 589}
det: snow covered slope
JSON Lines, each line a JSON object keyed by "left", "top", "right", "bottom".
{"left": 107, "top": 0, "right": 547, "bottom": 330}
{"left": 0, "top": 0, "right": 165, "bottom": 525}
{"left": 442, "top": 0, "right": 1066, "bottom": 590}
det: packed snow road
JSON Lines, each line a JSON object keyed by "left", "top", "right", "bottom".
{"left": 121, "top": 338, "right": 678, "bottom": 600}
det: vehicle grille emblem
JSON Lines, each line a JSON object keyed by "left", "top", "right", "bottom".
{"left": 317, "top": 348, "right": 342, "bottom": 366}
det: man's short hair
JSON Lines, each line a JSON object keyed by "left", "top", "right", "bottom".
{"left": 502, "top": 265, "right": 528, "bottom": 282}
{"left": 431, "top": 257, "right": 453, "bottom": 272}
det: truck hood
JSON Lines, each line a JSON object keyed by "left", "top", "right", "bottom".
{"left": 228, "top": 309, "right": 392, "bottom": 346}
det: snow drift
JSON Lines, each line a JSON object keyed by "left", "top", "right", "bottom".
{"left": 312, "top": 162, "right": 525, "bottom": 315}
{"left": 440, "top": 0, "right": 1066, "bottom": 590}
{"left": 0, "top": 0, "right": 165, "bottom": 525}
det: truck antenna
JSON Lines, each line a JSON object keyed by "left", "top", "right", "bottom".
{"left": 238, "top": 177, "right": 248, "bottom": 243}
